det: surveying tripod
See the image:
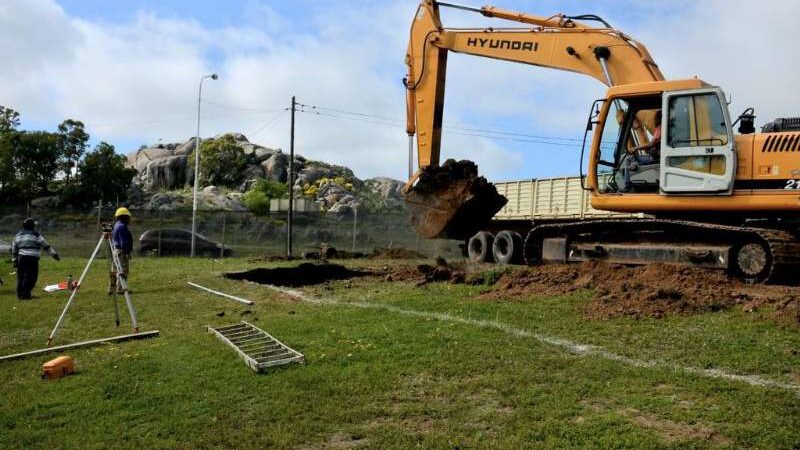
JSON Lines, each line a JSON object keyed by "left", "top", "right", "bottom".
{"left": 47, "top": 226, "right": 139, "bottom": 346}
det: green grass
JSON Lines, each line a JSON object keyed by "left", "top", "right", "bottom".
{"left": 1, "top": 257, "right": 799, "bottom": 449}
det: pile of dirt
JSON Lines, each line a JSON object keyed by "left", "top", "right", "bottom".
{"left": 384, "top": 257, "right": 468, "bottom": 285}
{"left": 369, "top": 247, "right": 427, "bottom": 260}
{"left": 584, "top": 263, "right": 746, "bottom": 320}
{"left": 405, "top": 159, "right": 506, "bottom": 240}
{"left": 479, "top": 262, "right": 800, "bottom": 322}
{"left": 480, "top": 263, "right": 596, "bottom": 299}
{"left": 225, "top": 263, "right": 370, "bottom": 287}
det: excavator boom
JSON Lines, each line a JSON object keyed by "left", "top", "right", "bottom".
{"left": 404, "top": 0, "right": 663, "bottom": 239}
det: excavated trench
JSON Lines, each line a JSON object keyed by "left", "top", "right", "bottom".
{"left": 225, "top": 263, "right": 371, "bottom": 287}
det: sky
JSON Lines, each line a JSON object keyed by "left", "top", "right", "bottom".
{"left": 1, "top": 0, "right": 799, "bottom": 182}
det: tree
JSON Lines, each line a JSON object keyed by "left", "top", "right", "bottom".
{"left": 0, "top": 106, "right": 20, "bottom": 134}
{"left": 57, "top": 119, "right": 89, "bottom": 183}
{"left": 188, "top": 135, "right": 248, "bottom": 188}
{"left": 63, "top": 142, "right": 136, "bottom": 207}
{"left": 0, "top": 131, "right": 21, "bottom": 202}
{"left": 14, "top": 131, "right": 62, "bottom": 199}
{"left": 0, "top": 107, "right": 23, "bottom": 202}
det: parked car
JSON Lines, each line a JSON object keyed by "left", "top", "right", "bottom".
{"left": 139, "top": 229, "right": 232, "bottom": 257}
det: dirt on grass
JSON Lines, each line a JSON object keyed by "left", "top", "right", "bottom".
{"left": 482, "top": 261, "right": 800, "bottom": 323}
{"left": 384, "top": 259, "right": 800, "bottom": 324}
{"left": 383, "top": 257, "right": 471, "bottom": 285}
{"left": 225, "top": 263, "right": 371, "bottom": 287}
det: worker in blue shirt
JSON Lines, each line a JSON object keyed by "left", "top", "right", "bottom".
{"left": 110, "top": 207, "right": 133, "bottom": 294}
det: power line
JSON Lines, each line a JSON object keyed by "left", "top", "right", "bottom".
{"left": 297, "top": 107, "right": 583, "bottom": 148}
{"left": 248, "top": 109, "right": 289, "bottom": 138}
{"left": 201, "top": 99, "right": 285, "bottom": 113}
{"left": 300, "top": 102, "right": 584, "bottom": 143}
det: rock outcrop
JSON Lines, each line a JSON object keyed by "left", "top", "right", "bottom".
{"left": 126, "top": 133, "right": 404, "bottom": 215}
{"left": 127, "top": 134, "right": 281, "bottom": 191}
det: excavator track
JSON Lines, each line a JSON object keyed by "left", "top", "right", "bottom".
{"left": 522, "top": 219, "right": 800, "bottom": 284}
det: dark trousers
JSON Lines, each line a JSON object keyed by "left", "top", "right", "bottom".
{"left": 16, "top": 255, "right": 39, "bottom": 299}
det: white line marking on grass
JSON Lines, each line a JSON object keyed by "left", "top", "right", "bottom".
{"left": 263, "top": 284, "right": 800, "bottom": 395}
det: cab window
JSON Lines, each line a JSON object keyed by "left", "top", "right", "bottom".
{"left": 667, "top": 93, "right": 728, "bottom": 147}
{"left": 665, "top": 93, "right": 729, "bottom": 176}
{"left": 596, "top": 95, "right": 662, "bottom": 192}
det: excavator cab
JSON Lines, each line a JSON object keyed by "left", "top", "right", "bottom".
{"left": 659, "top": 88, "right": 735, "bottom": 193}
{"left": 592, "top": 84, "right": 736, "bottom": 196}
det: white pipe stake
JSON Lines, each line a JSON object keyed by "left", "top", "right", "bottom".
{"left": 187, "top": 282, "right": 254, "bottom": 306}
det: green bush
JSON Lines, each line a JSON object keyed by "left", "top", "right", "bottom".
{"left": 242, "top": 190, "right": 270, "bottom": 213}
{"left": 242, "top": 179, "right": 288, "bottom": 213}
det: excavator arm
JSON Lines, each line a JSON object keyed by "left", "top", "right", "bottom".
{"left": 403, "top": 0, "right": 664, "bottom": 240}
{"left": 405, "top": 0, "right": 663, "bottom": 168}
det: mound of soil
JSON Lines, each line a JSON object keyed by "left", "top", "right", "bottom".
{"left": 480, "top": 262, "right": 800, "bottom": 322}
{"left": 384, "top": 257, "right": 467, "bottom": 285}
{"left": 585, "top": 263, "right": 745, "bottom": 320}
{"left": 225, "top": 263, "right": 370, "bottom": 287}
{"left": 480, "top": 263, "right": 596, "bottom": 299}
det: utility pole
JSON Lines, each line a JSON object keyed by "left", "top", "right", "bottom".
{"left": 287, "top": 96, "right": 296, "bottom": 258}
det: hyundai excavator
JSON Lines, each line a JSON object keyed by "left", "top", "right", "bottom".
{"left": 403, "top": 0, "right": 800, "bottom": 283}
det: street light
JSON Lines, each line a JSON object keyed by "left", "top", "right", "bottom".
{"left": 190, "top": 73, "right": 218, "bottom": 258}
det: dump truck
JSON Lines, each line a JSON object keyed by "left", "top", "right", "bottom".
{"left": 467, "top": 175, "right": 645, "bottom": 263}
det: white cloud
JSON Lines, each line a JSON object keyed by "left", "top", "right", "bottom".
{"left": 632, "top": 0, "right": 800, "bottom": 124}
{"left": 0, "top": 0, "right": 798, "bottom": 182}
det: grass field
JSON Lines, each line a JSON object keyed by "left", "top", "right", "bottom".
{"left": 1, "top": 256, "right": 799, "bottom": 449}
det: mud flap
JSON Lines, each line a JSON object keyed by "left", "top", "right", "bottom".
{"left": 404, "top": 160, "right": 507, "bottom": 240}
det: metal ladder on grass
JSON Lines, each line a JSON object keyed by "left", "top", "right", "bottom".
{"left": 208, "top": 321, "right": 304, "bottom": 372}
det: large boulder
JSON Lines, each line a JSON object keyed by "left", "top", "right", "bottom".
{"left": 199, "top": 186, "right": 246, "bottom": 211}
{"left": 238, "top": 165, "right": 266, "bottom": 192}
{"left": 128, "top": 147, "right": 173, "bottom": 173}
{"left": 365, "top": 177, "right": 404, "bottom": 200}
{"left": 140, "top": 155, "right": 188, "bottom": 191}
{"left": 296, "top": 166, "right": 334, "bottom": 187}
{"left": 252, "top": 147, "right": 275, "bottom": 163}
{"left": 174, "top": 138, "right": 197, "bottom": 156}
{"left": 144, "top": 192, "right": 187, "bottom": 211}
{"left": 327, "top": 194, "right": 360, "bottom": 216}
{"left": 261, "top": 153, "right": 289, "bottom": 183}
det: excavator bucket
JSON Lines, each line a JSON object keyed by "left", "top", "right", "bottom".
{"left": 404, "top": 160, "right": 507, "bottom": 240}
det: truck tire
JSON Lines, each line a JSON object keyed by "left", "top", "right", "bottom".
{"left": 492, "top": 230, "right": 522, "bottom": 264}
{"left": 467, "top": 232, "right": 494, "bottom": 263}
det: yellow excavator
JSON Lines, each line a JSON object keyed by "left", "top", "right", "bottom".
{"left": 403, "top": 0, "right": 800, "bottom": 282}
